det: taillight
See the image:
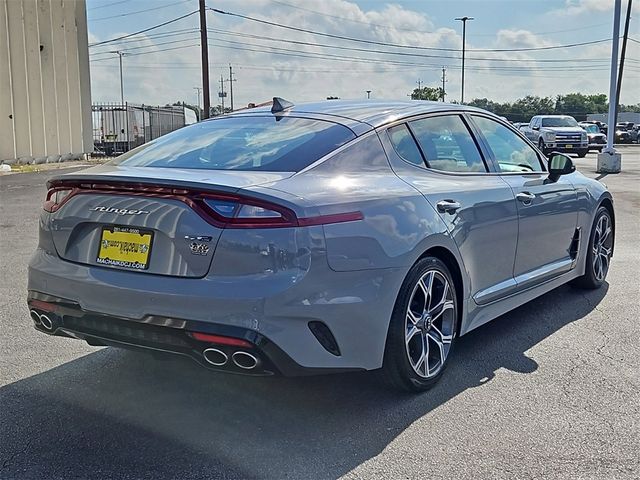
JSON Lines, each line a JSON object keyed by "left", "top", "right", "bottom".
{"left": 43, "top": 187, "right": 75, "bottom": 212}
{"left": 41, "top": 181, "right": 363, "bottom": 228}
{"left": 200, "top": 196, "right": 297, "bottom": 228}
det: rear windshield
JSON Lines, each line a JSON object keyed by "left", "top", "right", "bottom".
{"left": 110, "top": 116, "right": 355, "bottom": 172}
{"left": 541, "top": 117, "right": 578, "bottom": 127}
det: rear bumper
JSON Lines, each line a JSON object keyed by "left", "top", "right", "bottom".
{"left": 28, "top": 248, "right": 405, "bottom": 373}
{"left": 27, "top": 291, "right": 354, "bottom": 376}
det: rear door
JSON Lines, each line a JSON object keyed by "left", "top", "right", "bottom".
{"left": 383, "top": 114, "right": 520, "bottom": 305}
{"left": 469, "top": 114, "right": 579, "bottom": 289}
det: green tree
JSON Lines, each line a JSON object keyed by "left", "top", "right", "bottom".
{"left": 554, "top": 93, "right": 608, "bottom": 118}
{"left": 411, "top": 86, "right": 444, "bottom": 101}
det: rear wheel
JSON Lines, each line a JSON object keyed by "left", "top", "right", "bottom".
{"left": 572, "top": 206, "right": 613, "bottom": 289}
{"left": 380, "top": 257, "right": 458, "bottom": 392}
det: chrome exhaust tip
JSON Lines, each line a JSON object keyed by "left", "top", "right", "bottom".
{"left": 39, "top": 314, "right": 54, "bottom": 331}
{"left": 30, "top": 310, "right": 42, "bottom": 325}
{"left": 232, "top": 351, "right": 259, "bottom": 370}
{"left": 203, "top": 348, "right": 228, "bottom": 366}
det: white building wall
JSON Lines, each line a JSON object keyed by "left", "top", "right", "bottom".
{"left": 0, "top": 0, "right": 92, "bottom": 164}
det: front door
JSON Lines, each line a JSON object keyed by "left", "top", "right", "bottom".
{"left": 469, "top": 115, "right": 579, "bottom": 288}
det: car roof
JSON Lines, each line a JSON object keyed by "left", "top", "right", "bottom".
{"left": 224, "top": 99, "right": 491, "bottom": 134}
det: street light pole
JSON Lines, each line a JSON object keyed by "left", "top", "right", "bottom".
{"left": 109, "top": 50, "right": 124, "bottom": 105}
{"left": 597, "top": 0, "right": 622, "bottom": 173}
{"left": 455, "top": 16, "right": 473, "bottom": 104}
{"left": 366, "top": 90, "right": 371, "bottom": 99}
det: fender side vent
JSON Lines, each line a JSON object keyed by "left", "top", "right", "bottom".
{"left": 308, "top": 321, "right": 341, "bottom": 356}
{"left": 569, "top": 227, "right": 581, "bottom": 259}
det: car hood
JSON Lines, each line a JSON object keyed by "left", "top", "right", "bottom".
{"left": 543, "top": 127, "right": 585, "bottom": 134}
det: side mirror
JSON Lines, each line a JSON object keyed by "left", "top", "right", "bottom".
{"left": 547, "top": 152, "right": 576, "bottom": 182}
{"left": 531, "top": 125, "right": 539, "bottom": 130}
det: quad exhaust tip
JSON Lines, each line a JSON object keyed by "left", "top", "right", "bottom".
{"left": 232, "top": 351, "right": 259, "bottom": 370}
{"left": 202, "top": 348, "right": 228, "bottom": 366}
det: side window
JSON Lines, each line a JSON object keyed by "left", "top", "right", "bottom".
{"left": 387, "top": 124, "right": 424, "bottom": 167}
{"left": 472, "top": 116, "right": 544, "bottom": 173}
{"left": 409, "top": 115, "right": 487, "bottom": 173}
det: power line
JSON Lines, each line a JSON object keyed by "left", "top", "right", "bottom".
{"left": 204, "top": 38, "right": 632, "bottom": 73}
{"left": 87, "top": 0, "right": 130, "bottom": 11}
{"left": 269, "top": 1, "right": 612, "bottom": 38}
{"left": 89, "top": 11, "right": 199, "bottom": 47}
{"left": 206, "top": 27, "right": 621, "bottom": 64}
{"left": 91, "top": 43, "right": 200, "bottom": 61}
{"left": 89, "top": 0, "right": 191, "bottom": 22}
{"left": 90, "top": 36, "right": 200, "bottom": 57}
{"left": 208, "top": 7, "right": 613, "bottom": 53}
{"left": 269, "top": 0, "right": 435, "bottom": 34}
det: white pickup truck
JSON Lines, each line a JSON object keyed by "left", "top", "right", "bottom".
{"left": 522, "top": 115, "right": 589, "bottom": 157}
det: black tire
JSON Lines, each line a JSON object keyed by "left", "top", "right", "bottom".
{"left": 577, "top": 149, "right": 588, "bottom": 158}
{"left": 380, "top": 257, "right": 459, "bottom": 392}
{"left": 538, "top": 138, "right": 546, "bottom": 153}
{"left": 572, "top": 206, "right": 613, "bottom": 289}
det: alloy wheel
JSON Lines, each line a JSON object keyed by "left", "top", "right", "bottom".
{"left": 405, "top": 270, "right": 455, "bottom": 379}
{"left": 592, "top": 213, "right": 613, "bottom": 282}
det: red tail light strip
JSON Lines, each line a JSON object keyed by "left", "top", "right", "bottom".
{"left": 44, "top": 180, "right": 363, "bottom": 228}
{"left": 189, "top": 332, "right": 253, "bottom": 348}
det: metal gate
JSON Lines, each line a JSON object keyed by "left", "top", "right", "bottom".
{"left": 92, "top": 103, "right": 186, "bottom": 156}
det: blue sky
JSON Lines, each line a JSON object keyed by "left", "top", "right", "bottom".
{"left": 86, "top": 0, "right": 640, "bottom": 109}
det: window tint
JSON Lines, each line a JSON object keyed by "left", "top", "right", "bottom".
{"left": 472, "top": 116, "right": 543, "bottom": 173}
{"left": 387, "top": 124, "right": 424, "bottom": 166}
{"left": 541, "top": 116, "right": 578, "bottom": 127}
{"left": 409, "top": 115, "right": 486, "bottom": 173}
{"left": 111, "top": 116, "right": 355, "bottom": 172}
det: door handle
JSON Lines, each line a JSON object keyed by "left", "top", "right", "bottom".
{"left": 436, "top": 200, "right": 461, "bottom": 214}
{"left": 516, "top": 192, "right": 536, "bottom": 204}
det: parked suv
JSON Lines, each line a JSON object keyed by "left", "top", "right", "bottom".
{"left": 523, "top": 115, "right": 588, "bottom": 157}
{"left": 579, "top": 123, "right": 607, "bottom": 152}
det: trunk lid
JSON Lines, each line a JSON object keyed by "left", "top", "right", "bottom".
{"left": 48, "top": 165, "right": 294, "bottom": 278}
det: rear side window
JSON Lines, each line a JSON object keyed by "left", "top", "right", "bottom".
{"left": 409, "top": 115, "right": 487, "bottom": 173}
{"left": 110, "top": 116, "right": 356, "bottom": 172}
{"left": 387, "top": 124, "right": 424, "bottom": 166}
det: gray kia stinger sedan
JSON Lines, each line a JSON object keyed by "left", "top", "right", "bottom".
{"left": 27, "top": 99, "right": 614, "bottom": 391}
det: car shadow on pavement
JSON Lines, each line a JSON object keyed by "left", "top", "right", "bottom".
{"left": 0, "top": 283, "right": 608, "bottom": 479}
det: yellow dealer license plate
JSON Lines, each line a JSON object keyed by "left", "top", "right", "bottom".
{"left": 565, "top": 144, "right": 573, "bottom": 148}
{"left": 97, "top": 226, "right": 153, "bottom": 270}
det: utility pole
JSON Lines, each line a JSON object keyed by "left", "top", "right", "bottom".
{"left": 455, "top": 16, "right": 474, "bottom": 104}
{"left": 228, "top": 64, "right": 237, "bottom": 111}
{"left": 199, "top": 0, "right": 210, "bottom": 119}
{"left": 441, "top": 67, "right": 447, "bottom": 102}
{"left": 416, "top": 79, "right": 423, "bottom": 90}
{"left": 193, "top": 87, "right": 201, "bottom": 109}
{"left": 365, "top": 90, "right": 371, "bottom": 99}
{"left": 614, "top": 0, "right": 632, "bottom": 127}
{"left": 109, "top": 50, "right": 125, "bottom": 105}
{"left": 219, "top": 75, "right": 225, "bottom": 112}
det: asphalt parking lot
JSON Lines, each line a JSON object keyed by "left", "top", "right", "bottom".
{"left": 1, "top": 147, "right": 638, "bottom": 480}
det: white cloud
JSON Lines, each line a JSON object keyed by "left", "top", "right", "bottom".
{"left": 87, "top": 0, "right": 640, "bottom": 108}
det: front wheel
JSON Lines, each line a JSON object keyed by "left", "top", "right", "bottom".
{"left": 538, "top": 138, "right": 546, "bottom": 153}
{"left": 577, "top": 149, "right": 588, "bottom": 158}
{"left": 572, "top": 206, "right": 613, "bottom": 289}
{"left": 380, "top": 257, "right": 459, "bottom": 392}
